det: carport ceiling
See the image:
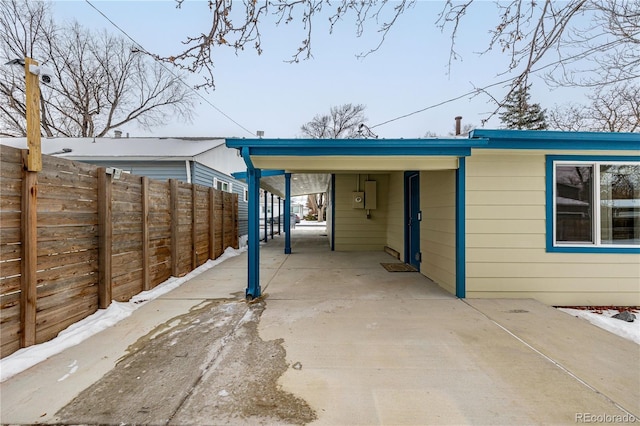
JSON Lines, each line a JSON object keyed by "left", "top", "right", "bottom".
{"left": 260, "top": 173, "right": 330, "bottom": 197}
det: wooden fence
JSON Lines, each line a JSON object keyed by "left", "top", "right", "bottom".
{"left": 0, "top": 145, "right": 238, "bottom": 358}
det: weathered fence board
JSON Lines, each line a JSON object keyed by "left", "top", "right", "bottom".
{"left": 0, "top": 144, "right": 238, "bottom": 358}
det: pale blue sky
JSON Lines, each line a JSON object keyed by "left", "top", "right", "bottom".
{"left": 52, "top": 1, "right": 586, "bottom": 138}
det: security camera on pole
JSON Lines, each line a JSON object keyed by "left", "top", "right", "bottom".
{"left": 5, "top": 57, "right": 47, "bottom": 171}
{"left": 24, "top": 57, "right": 43, "bottom": 172}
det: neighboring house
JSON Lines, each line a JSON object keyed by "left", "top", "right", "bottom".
{"left": 227, "top": 129, "right": 640, "bottom": 306}
{"left": 0, "top": 136, "right": 250, "bottom": 240}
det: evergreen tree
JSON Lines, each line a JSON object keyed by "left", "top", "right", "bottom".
{"left": 499, "top": 85, "right": 548, "bottom": 130}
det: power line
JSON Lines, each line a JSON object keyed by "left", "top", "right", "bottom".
{"left": 369, "top": 37, "right": 631, "bottom": 130}
{"left": 83, "top": 0, "right": 255, "bottom": 137}
{"left": 369, "top": 78, "right": 509, "bottom": 130}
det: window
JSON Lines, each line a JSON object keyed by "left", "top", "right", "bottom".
{"left": 213, "top": 177, "right": 233, "bottom": 193}
{"left": 549, "top": 157, "right": 640, "bottom": 252}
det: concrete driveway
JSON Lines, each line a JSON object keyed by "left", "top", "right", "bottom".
{"left": 1, "top": 225, "right": 638, "bottom": 425}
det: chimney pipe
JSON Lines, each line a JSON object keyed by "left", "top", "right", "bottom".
{"left": 455, "top": 116, "right": 462, "bottom": 136}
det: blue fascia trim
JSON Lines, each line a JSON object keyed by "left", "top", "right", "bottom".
{"left": 455, "top": 158, "right": 466, "bottom": 299}
{"left": 545, "top": 154, "right": 640, "bottom": 254}
{"left": 470, "top": 129, "right": 640, "bottom": 151}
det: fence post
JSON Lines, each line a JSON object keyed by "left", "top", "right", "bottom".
{"left": 20, "top": 150, "right": 37, "bottom": 347}
{"left": 209, "top": 188, "right": 216, "bottom": 259}
{"left": 191, "top": 184, "right": 197, "bottom": 269}
{"left": 233, "top": 194, "right": 239, "bottom": 248}
{"left": 141, "top": 177, "right": 150, "bottom": 291}
{"left": 221, "top": 192, "right": 226, "bottom": 252}
{"left": 97, "top": 167, "right": 112, "bottom": 309}
{"left": 170, "top": 179, "right": 179, "bottom": 277}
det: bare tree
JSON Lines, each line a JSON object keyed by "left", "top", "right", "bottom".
{"left": 160, "top": 0, "right": 637, "bottom": 116}
{"left": 0, "top": 0, "right": 195, "bottom": 137}
{"left": 300, "top": 104, "right": 367, "bottom": 138}
{"left": 549, "top": 84, "right": 640, "bottom": 132}
{"left": 162, "top": 0, "right": 413, "bottom": 90}
{"left": 306, "top": 193, "right": 326, "bottom": 222}
{"left": 299, "top": 103, "right": 366, "bottom": 220}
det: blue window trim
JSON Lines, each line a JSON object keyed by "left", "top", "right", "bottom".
{"left": 545, "top": 155, "right": 640, "bottom": 254}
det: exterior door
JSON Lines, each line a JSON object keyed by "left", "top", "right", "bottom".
{"left": 404, "top": 171, "right": 421, "bottom": 271}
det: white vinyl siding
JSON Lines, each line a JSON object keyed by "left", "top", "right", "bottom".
{"left": 420, "top": 170, "right": 456, "bottom": 295}
{"left": 465, "top": 150, "right": 640, "bottom": 305}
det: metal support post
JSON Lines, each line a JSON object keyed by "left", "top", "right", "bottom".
{"left": 247, "top": 168, "right": 262, "bottom": 299}
{"left": 284, "top": 173, "right": 292, "bottom": 254}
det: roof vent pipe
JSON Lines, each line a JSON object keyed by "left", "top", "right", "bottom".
{"left": 455, "top": 116, "right": 462, "bottom": 136}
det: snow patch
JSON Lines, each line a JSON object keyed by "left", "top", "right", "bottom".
{"left": 558, "top": 308, "right": 640, "bottom": 345}
{"left": 0, "top": 246, "right": 246, "bottom": 383}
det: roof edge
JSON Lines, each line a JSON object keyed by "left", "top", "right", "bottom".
{"left": 470, "top": 129, "right": 640, "bottom": 150}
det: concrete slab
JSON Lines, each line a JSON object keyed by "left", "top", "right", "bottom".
{"left": 261, "top": 296, "right": 637, "bottom": 425}
{"left": 164, "top": 268, "right": 277, "bottom": 300}
{"left": 1, "top": 226, "right": 638, "bottom": 425}
{"left": 466, "top": 298, "right": 640, "bottom": 416}
{"left": 0, "top": 298, "right": 217, "bottom": 423}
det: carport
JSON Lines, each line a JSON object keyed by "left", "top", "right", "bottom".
{"left": 226, "top": 138, "right": 486, "bottom": 300}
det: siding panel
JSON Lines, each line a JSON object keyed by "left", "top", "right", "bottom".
{"left": 421, "top": 170, "right": 456, "bottom": 295}
{"left": 465, "top": 151, "right": 640, "bottom": 305}
{"left": 334, "top": 174, "right": 388, "bottom": 251}
{"left": 385, "top": 172, "right": 404, "bottom": 259}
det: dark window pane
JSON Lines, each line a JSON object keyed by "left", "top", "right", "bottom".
{"left": 556, "top": 165, "right": 593, "bottom": 243}
{"left": 600, "top": 164, "right": 640, "bottom": 245}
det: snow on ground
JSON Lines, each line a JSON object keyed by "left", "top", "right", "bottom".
{"left": 557, "top": 308, "right": 640, "bottom": 345}
{"left": 1, "top": 241, "right": 636, "bottom": 382}
{"left": 0, "top": 246, "right": 246, "bottom": 383}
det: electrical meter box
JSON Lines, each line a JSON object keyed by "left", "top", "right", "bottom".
{"left": 352, "top": 192, "right": 365, "bottom": 209}
{"left": 364, "top": 181, "right": 377, "bottom": 209}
